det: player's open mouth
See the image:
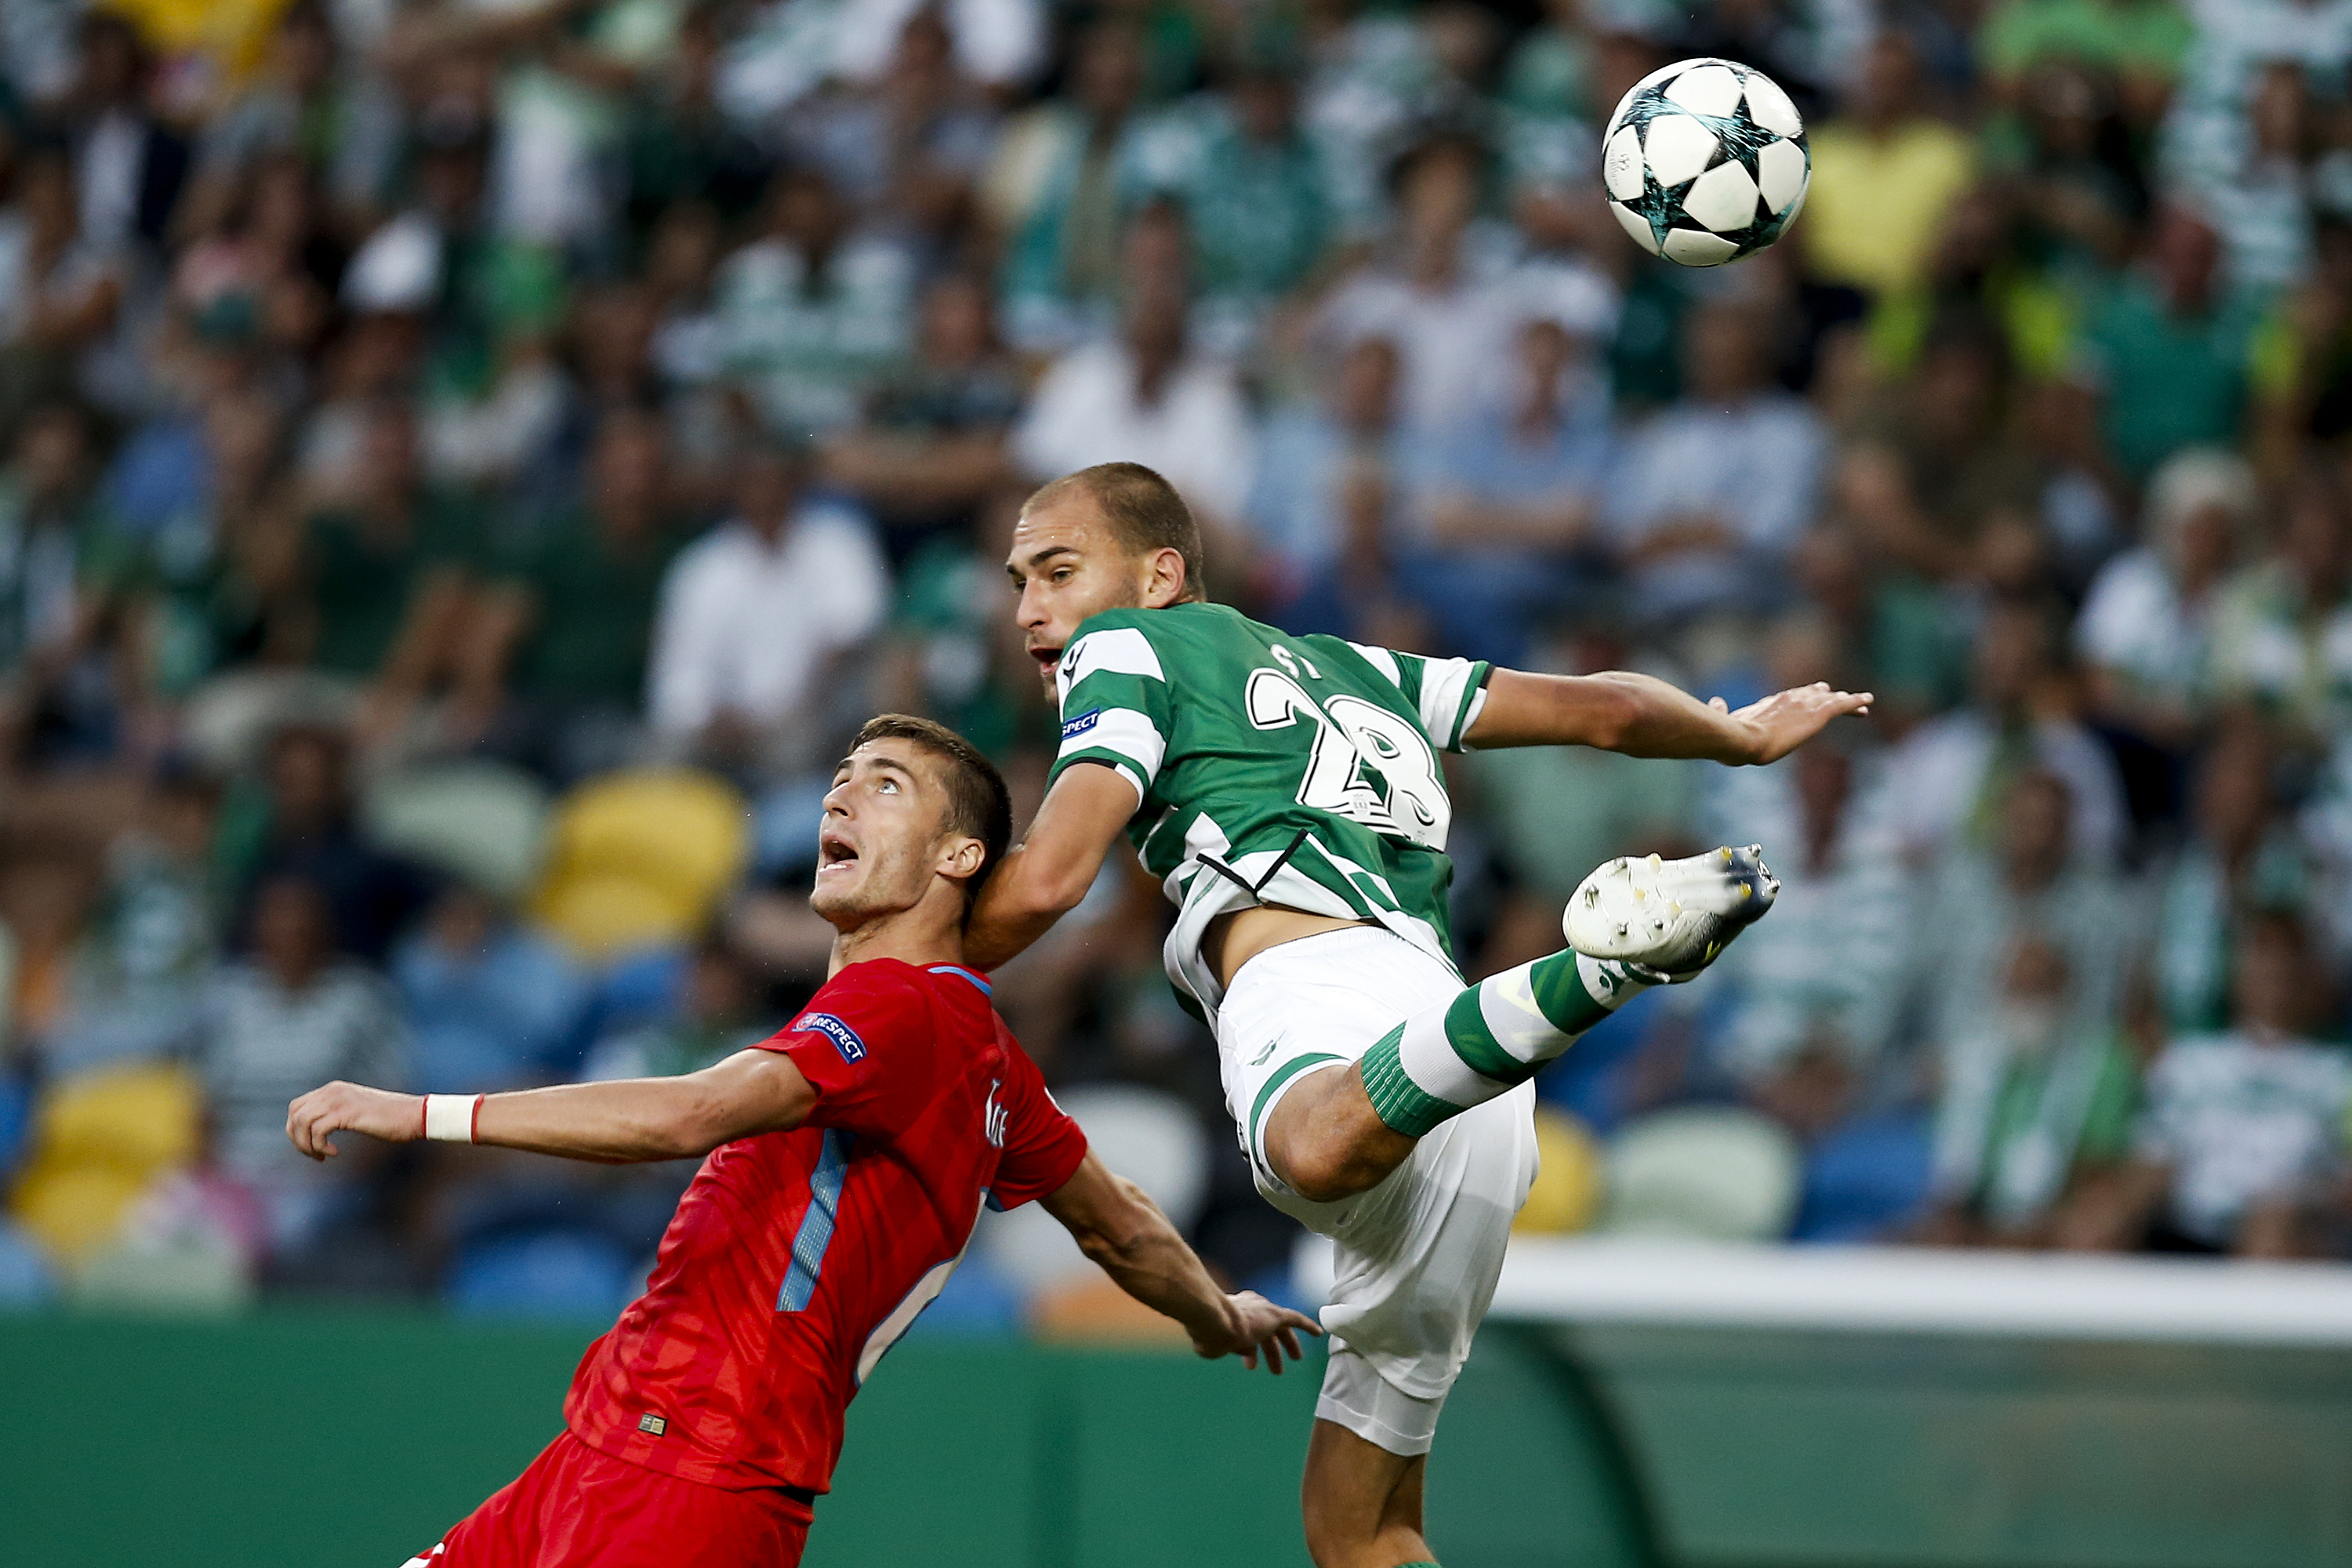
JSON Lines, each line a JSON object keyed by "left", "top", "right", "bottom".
{"left": 1030, "top": 645, "right": 1061, "bottom": 675}
{"left": 817, "top": 832, "right": 859, "bottom": 874}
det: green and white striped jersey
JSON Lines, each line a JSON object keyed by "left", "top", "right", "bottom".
{"left": 1048, "top": 602, "right": 1491, "bottom": 1025}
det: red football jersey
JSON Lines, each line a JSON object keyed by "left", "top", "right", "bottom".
{"left": 564, "top": 958, "right": 1087, "bottom": 1495}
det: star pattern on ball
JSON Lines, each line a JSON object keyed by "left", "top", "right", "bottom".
{"left": 1602, "top": 58, "right": 1810, "bottom": 268}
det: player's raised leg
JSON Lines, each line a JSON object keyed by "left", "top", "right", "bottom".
{"left": 1266, "top": 846, "right": 1779, "bottom": 1204}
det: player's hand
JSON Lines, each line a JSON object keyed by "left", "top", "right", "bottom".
{"left": 1194, "top": 1290, "right": 1323, "bottom": 1376}
{"left": 286, "top": 1081, "right": 423, "bottom": 1161}
{"left": 1714, "top": 681, "right": 1872, "bottom": 765}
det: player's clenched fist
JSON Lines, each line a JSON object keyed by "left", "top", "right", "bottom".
{"left": 288, "top": 1080, "right": 423, "bottom": 1160}
{"left": 1193, "top": 1290, "right": 1323, "bottom": 1376}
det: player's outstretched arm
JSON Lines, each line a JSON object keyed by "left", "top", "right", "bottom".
{"left": 1041, "top": 1150, "right": 1322, "bottom": 1375}
{"left": 1465, "top": 669, "right": 1872, "bottom": 765}
{"left": 965, "top": 761, "right": 1139, "bottom": 971}
{"left": 286, "top": 1049, "right": 818, "bottom": 1164}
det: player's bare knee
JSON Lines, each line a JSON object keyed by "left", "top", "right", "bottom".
{"left": 1265, "top": 1065, "right": 1407, "bottom": 1203}
{"left": 1269, "top": 1123, "right": 1384, "bottom": 1203}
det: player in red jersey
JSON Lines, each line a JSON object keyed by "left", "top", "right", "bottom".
{"left": 287, "top": 714, "right": 1318, "bottom": 1567}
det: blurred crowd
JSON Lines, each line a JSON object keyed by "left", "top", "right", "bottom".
{"left": 2, "top": 0, "right": 2351, "bottom": 1327}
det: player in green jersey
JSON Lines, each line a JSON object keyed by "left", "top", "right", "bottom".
{"left": 967, "top": 463, "right": 1868, "bottom": 1568}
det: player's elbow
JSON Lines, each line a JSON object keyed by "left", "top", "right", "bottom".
{"left": 1069, "top": 1225, "right": 1132, "bottom": 1272}
{"left": 1004, "top": 857, "right": 1093, "bottom": 925}
{"left": 656, "top": 1087, "right": 738, "bottom": 1159}
{"left": 1068, "top": 1180, "right": 1163, "bottom": 1268}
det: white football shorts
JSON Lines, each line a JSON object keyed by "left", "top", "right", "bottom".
{"left": 1215, "top": 924, "right": 1538, "bottom": 1453}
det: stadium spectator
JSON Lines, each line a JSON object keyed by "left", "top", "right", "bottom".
{"left": 990, "top": 17, "right": 1150, "bottom": 350}
{"left": 2079, "top": 204, "right": 2260, "bottom": 479}
{"left": 1606, "top": 297, "right": 1828, "bottom": 641}
{"left": 1317, "top": 131, "right": 1549, "bottom": 433}
{"left": 1011, "top": 203, "right": 1255, "bottom": 528}
{"left": 2206, "top": 464, "right": 2352, "bottom": 742}
{"left": 821, "top": 270, "right": 1022, "bottom": 558}
{"left": 0, "top": 403, "right": 109, "bottom": 755}
{"left": 1976, "top": 0, "right": 2193, "bottom": 125}
{"left": 0, "top": 147, "right": 129, "bottom": 417}
{"left": 456, "top": 411, "right": 685, "bottom": 782}
{"left": 1801, "top": 31, "right": 1977, "bottom": 303}
{"left": 786, "top": 8, "right": 1000, "bottom": 275}
{"left": 2151, "top": 718, "right": 2314, "bottom": 1034}
{"left": 193, "top": 871, "right": 410, "bottom": 1254}
{"left": 48, "top": 765, "right": 221, "bottom": 1072}
{"left": 2189, "top": 59, "right": 2321, "bottom": 295}
{"left": 1162, "top": 59, "right": 1334, "bottom": 336}
{"left": 2070, "top": 913, "right": 2352, "bottom": 1257}
{"left": 1243, "top": 335, "right": 1412, "bottom": 634}
{"left": 619, "top": 5, "right": 771, "bottom": 237}
{"left": 2076, "top": 448, "right": 2259, "bottom": 755}
{"left": 1834, "top": 312, "right": 2045, "bottom": 587}
{"left": 1886, "top": 597, "right": 2129, "bottom": 868}
{"left": 51, "top": 11, "right": 188, "bottom": 257}
{"left": 1924, "top": 931, "right": 2141, "bottom": 1245}
{"left": 292, "top": 401, "right": 478, "bottom": 740}
{"left": 230, "top": 721, "right": 434, "bottom": 966}
{"left": 645, "top": 439, "right": 889, "bottom": 777}
{"left": 1403, "top": 314, "right": 1613, "bottom": 666}
{"left": 0, "top": 829, "right": 98, "bottom": 1056}
{"left": 713, "top": 163, "right": 916, "bottom": 439}
{"left": 1701, "top": 731, "right": 1913, "bottom": 1090}
{"left": 1926, "top": 769, "right": 2137, "bottom": 1106}
{"left": 185, "top": 2, "right": 372, "bottom": 213}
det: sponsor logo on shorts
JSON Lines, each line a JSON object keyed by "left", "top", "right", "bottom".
{"left": 1060, "top": 706, "right": 1102, "bottom": 742}
{"left": 792, "top": 1012, "right": 866, "bottom": 1064}
{"left": 1250, "top": 1038, "right": 1279, "bottom": 1066}
{"left": 638, "top": 1414, "right": 668, "bottom": 1437}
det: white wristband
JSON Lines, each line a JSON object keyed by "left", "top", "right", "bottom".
{"left": 423, "top": 1094, "right": 481, "bottom": 1143}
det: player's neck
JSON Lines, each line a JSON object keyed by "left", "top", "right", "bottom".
{"left": 826, "top": 900, "right": 967, "bottom": 978}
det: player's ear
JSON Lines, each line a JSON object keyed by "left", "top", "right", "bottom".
{"left": 1141, "top": 546, "right": 1187, "bottom": 608}
{"left": 938, "top": 834, "right": 987, "bottom": 885}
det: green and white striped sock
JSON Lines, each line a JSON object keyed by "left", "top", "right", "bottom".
{"left": 1358, "top": 952, "right": 1655, "bottom": 1137}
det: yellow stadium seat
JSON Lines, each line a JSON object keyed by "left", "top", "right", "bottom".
{"left": 13, "top": 1164, "right": 155, "bottom": 1266}
{"left": 25, "top": 1062, "right": 201, "bottom": 1174}
{"left": 530, "top": 770, "right": 750, "bottom": 960}
{"left": 105, "top": 0, "right": 291, "bottom": 80}
{"left": 8, "top": 1062, "right": 204, "bottom": 1265}
{"left": 1514, "top": 1105, "right": 1605, "bottom": 1235}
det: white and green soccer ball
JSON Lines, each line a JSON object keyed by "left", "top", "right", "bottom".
{"left": 1602, "top": 57, "right": 1809, "bottom": 267}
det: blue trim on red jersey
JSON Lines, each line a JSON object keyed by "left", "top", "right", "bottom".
{"left": 927, "top": 964, "right": 992, "bottom": 996}
{"left": 777, "top": 1129, "right": 851, "bottom": 1312}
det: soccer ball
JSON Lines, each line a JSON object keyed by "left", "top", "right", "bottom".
{"left": 1602, "top": 57, "right": 1809, "bottom": 267}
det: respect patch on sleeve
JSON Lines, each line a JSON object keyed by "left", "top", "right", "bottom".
{"left": 791, "top": 1012, "right": 866, "bottom": 1064}
{"left": 1060, "top": 706, "right": 1102, "bottom": 742}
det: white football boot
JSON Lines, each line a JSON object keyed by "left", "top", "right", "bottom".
{"left": 1562, "top": 845, "right": 1780, "bottom": 982}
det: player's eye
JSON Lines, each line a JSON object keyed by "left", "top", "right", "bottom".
{"left": 878, "top": 779, "right": 899, "bottom": 793}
